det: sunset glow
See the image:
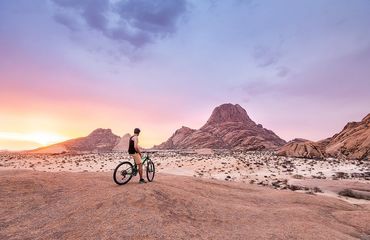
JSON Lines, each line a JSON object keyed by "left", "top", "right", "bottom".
{"left": 0, "top": 132, "right": 68, "bottom": 151}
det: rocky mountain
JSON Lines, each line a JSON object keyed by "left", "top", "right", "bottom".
{"left": 325, "top": 113, "right": 370, "bottom": 159}
{"left": 31, "top": 128, "right": 121, "bottom": 154}
{"left": 113, "top": 133, "right": 131, "bottom": 152}
{"left": 277, "top": 114, "right": 370, "bottom": 160}
{"left": 154, "top": 103, "right": 286, "bottom": 150}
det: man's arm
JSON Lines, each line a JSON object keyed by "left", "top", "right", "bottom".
{"left": 134, "top": 137, "right": 142, "bottom": 157}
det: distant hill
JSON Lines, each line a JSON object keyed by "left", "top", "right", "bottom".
{"left": 30, "top": 128, "right": 122, "bottom": 154}
{"left": 154, "top": 103, "right": 286, "bottom": 150}
{"left": 277, "top": 113, "right": 370, "bottom": 160}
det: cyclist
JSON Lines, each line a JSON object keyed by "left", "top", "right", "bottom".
{"left": 128, "top": 128, "right": 146, "bottom": 184}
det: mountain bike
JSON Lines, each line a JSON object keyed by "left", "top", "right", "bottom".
{"left": 113, "top": 152, "right": 155, "bottom": 185}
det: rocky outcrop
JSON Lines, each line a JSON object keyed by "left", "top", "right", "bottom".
{"left": 156, "top": 127, "right": 197, "bottom": 149}
{"left": 276, "top": 138, "right": 325, "bottom": 159}
{"left": 325, "top": 114, "right": 370, "bottom": 159}
{"left": 277, "top": 114, "right": 370, "bottom": 160}
{"left": 204, "top": 103, "right": 254, "bottom": 125}
{"left": 31, "top": 128, "right": 120, "bottom": 153}
{"left": 113, "top": 133, "right": 131, "bottom": 152}
{"left": 154, "top": 103, "right": 286, "bottom": 150}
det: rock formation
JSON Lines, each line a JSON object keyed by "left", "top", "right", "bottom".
{"left": 113, "top": 133, "right": 131, "bottom": 152}
{"left": 31, "top": 128, "right": 120, "bottom": 153}
{"left": 154, "top": 103, "right": 286, "bottom": 150}
{"left": 276, "top": 138, "right": 325, "bottom": 159}
{"left": 325, "top": 113, "right": 370, "bottom": 159}
{"left": 278, "top": 114, "right": 370, "bottom": 160}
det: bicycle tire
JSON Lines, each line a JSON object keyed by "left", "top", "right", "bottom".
{"left": 113, "top": 161, "right": 134, "bottom": 185}
{"left": 146, "top": 159, "right": 155, "bottom": 182}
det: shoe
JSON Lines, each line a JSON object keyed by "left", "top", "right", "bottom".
{"left": 139, "top": 179, "right": 147, "bottom": 184}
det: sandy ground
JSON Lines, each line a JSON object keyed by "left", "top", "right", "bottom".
{"left": 1, "top": 151, "right": 369, "bottom": 203}
{"left": 1, "top": 169, "right": 370, "bottom": 240}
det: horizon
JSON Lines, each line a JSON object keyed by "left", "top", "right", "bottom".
{"left": 1, "top": 0, "right": 370, "bottom": 151}
{"left": 1, "top": 102, "right": 368, "bottom": 152}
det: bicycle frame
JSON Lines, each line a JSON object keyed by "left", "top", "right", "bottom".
{"left": 132, "top": 153, "right": 151, "bottom": 174}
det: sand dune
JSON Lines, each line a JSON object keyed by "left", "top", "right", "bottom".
{"left": 0, "top": 170, "right": 369, "bottom": 240}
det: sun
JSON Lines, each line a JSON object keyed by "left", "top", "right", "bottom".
{"left": 27, "top": 132, "right": 68, "bottom": 146}
{"left": 0, "top": 131, "right": 68, "bottom": 147}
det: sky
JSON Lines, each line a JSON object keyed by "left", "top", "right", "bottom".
{"left": 0, "top": 0, "right": 370, "bottom": 150}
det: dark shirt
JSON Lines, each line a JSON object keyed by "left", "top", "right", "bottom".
{"left": 128, "top": 136, "right": 137, "bottom": 154}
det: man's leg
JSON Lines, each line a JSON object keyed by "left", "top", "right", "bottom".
{"left": 138, "top": 163, "right": 143, "bottom": 179}
{"left": 133, "top": 154, "right": 146, "bottom": 183}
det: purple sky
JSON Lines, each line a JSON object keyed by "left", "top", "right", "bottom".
{"left": 0, "top": 0, "right": 370, "bottom": 149}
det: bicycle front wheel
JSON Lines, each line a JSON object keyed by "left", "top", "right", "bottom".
{"left": 146, "top": 159, "right": 155, "bottom": 182}
{"left": 113, "top": 161, "right": 134, "bottom": 185}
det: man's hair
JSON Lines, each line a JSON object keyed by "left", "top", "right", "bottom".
{"left": 134, "top": 128, "right": 141, "bottom": 134}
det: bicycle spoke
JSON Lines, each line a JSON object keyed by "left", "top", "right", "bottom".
{"left": 113, "top": 161, "right": 134, "bottom": 185}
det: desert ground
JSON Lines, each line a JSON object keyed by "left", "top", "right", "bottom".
{"left": 1, "top": 151, "right": 369, "bottom": 201}
{"left": 0, "top": 151, "right": 370, "bottom": 239}
{"left": 1, "top": 169, "right": 370, "bottom": 240}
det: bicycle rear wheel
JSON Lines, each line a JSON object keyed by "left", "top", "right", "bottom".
{"left": 146, "top": 159, "right": 155, "bottom": 182}
{"left": 113, "top": 161, "right": 134, "bottom": 185}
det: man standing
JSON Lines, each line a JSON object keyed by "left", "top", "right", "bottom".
{"left": 128, "top": 128, "right": 146, "bottom": 184}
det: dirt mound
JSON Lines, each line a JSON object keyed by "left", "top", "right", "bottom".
{"left": 1, "top": 170, "right": 369, "bottom": 239}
